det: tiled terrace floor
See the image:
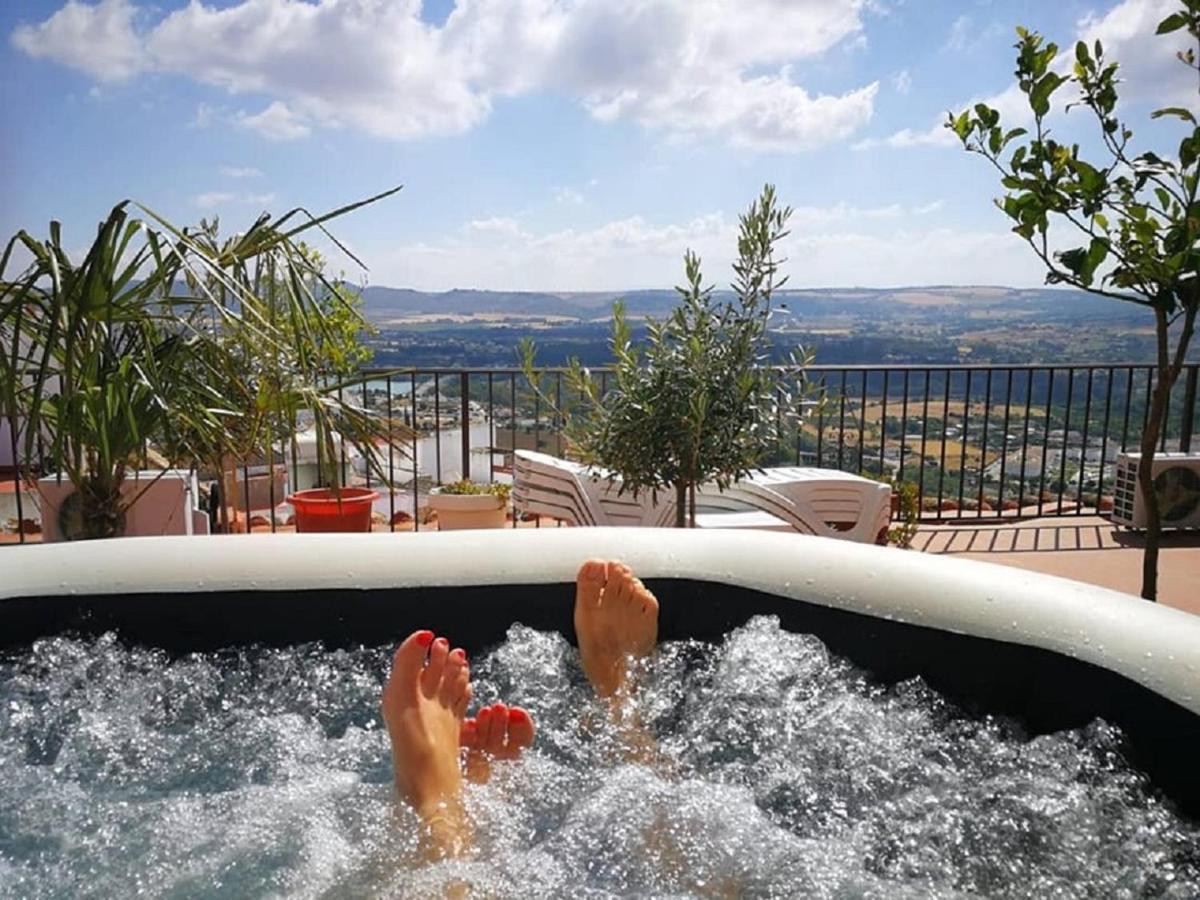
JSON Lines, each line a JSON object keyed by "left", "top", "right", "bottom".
{"left": 913, "top": 515, "right": 1200, "bottom": 615}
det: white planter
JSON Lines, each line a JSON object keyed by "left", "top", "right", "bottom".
{"left": 36, "top": 470, "right": 210, "bottom": 541}
{"left": 221, "top": 465, "right": 289, "bottom": 515}
{"left": 428, "top": 490, "right": 507, "bottom": 530}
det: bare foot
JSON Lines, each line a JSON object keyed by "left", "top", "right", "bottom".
{"left": 381, "top": 631, "right": 473, "bottom": 857}
{"left": 574, "top": 559, "right": 659, "bottom": 697}
{"left": 460, "top": 702, "right": 537, "bottom": 784}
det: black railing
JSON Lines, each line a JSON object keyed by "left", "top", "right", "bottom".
{"left": 4, "top": 362, "right": 1198, "bottom": 540}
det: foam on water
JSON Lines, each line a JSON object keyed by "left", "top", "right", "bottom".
{"left": 2, "top": 617, "right": 1198, "bottom": 899}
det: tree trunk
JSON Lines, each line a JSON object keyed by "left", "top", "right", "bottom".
{"left": 1137, "top": 313, "right": 1177, "bottom": 602}
{"left": 80, "top": 471, "right": 126, "bottom": 540}
{"left": 674, "top": 481, "right": 687, "bottom": 528}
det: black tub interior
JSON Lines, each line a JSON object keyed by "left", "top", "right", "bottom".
{"left": 3, "top": 577, "right": 1199, "bottom": 819}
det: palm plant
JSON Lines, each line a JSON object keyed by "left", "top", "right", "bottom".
{"left": 0, "top": 188, "right": 402, "bottom": 539}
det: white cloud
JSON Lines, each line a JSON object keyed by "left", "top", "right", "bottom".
{"left": 11, "top": 0, "right": 144, "bottom": 81}
{"left": 374, "top": 199, "right": 980, "bottom": 290}
{"left": 891, "top": 69, "right": 912, "bottom": 95}
{"left": 193, "top": 190, "right": 277, "bottom": 209}
{"left": 857, "top": 0, "right": 1195, "bottom": 152}
{"left": 236, "top": 102, "right": 310, "bottom": 141}
{"left": 945, "top": 15, "right": 972, "bottom": 52}
{"left": 190, "top": 101, "right": 216, "bottom": 129}
{"left": 220, "top": 166, "right": 262, "bottom": 178}
{"left": 13, "top": 0, "right": 878, "bottom": 151}
{"left": 467, "top": 217, "right": 526, "bottom": 237}
{"left": 192, "top": 191, "right": 236, "bottom": 210}
{"left": 852, "top": 126, "right": 953, "bottom": 151}
{"left": 554, "top": 187, "right": 585, "bottom": 205}
{"left": 944, "top": 15, "right": 1005, "bottom": 54}
{"left": 1077, "top": 0, "right": 1197, "bottom": 107}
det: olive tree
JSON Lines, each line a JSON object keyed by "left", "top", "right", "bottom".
{"left": 949, "top": 3, "right": 1200, "bottom": 601}
{"left": 526, "top": 184, "right": 816, "bottom": 527}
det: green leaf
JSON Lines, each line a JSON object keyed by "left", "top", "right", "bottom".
{"left": 1072, "top": 159, "right": 1104, "bottom": 195}
{"left": 1002, "top": 127, "right": 1028, "bottom": 147}
{"left": 1030, "top": 72, "right": 1066, "bottom": 117}
{"left": 950, "top": 109, "right": 972, "bottom": 141}
{"left": 1181, "top": 130, "right": 1200, "bottom": 169}
{"left": 1157, "top": 12, "right": 1189, "bottom": 34}
{"left": 1082, "top": 237, "right": 1108, "bottom": 283}
{"left": 1152, "top": 106, "right": 1197, "bottom": 124}
{"left": 1094, "top": 212, "right": 1109, "bottom": 231}
{"left": 1058, "top": 246, "right": 1087, "bottom": 276}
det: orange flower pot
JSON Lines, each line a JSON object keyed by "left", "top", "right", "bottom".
{"left": 287, "top": 487, "right": 379, "bottom": 533}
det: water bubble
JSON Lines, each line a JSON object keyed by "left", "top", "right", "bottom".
{"left": 0, "top": 620, "right": 1195, "bottom": 897}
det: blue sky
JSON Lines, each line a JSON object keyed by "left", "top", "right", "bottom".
{"left": 1, "top": 0, "right": 1193, "bottom": 291}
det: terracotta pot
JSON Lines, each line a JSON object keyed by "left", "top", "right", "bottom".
{"left": 287, "top": 487, "right": 379, "bottom": 533}
{"left": 428, "top": 491, "right": 507, "bottom": 530}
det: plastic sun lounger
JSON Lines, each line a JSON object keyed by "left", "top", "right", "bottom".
{"left": 513, "top": 450, "right": 891, "bottom": 542}
{"left": 709, "top": 468, "right": 892, "bottom": 544}
{"left": 513, "top": 452, "right": 677, "bottom": 527}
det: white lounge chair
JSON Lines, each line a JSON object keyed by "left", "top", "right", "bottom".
{"left": 513, "top": 449, "right": 891, "bottom": 543}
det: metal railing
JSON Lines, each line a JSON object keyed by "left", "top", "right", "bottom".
{"left": 4, "top": 362, "right": 1198, "bottom": 540}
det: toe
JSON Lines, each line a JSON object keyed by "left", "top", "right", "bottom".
{"left": 452, "top": 676, "right": 472, "bottom": 719}
{"left": 439, "top": 648, "right": 468, "bottom": 706}
{"left": 609, "top": 563, "right": 635, "bottom": 603}
{"left": 506, "top": 707, "right": 536, "bottom": 752}
{"left": 486, "top": 703, "right": 509, "bottom": 754}
{"left": 421, "top": 637, "right": 450, "bottom": 699}
{"left": 576, "top": 559, "right": 608, "bottom": 609}
{"left": 460, "top": 717, "right": 479, "bottom": 750}
{"left": 637, "top": 582, "right": 659, "bottom": 616}
{"left": 477, "top": 705, "right": 495, "bottom": 749}
{"left": 383, "top": 630, "right": 434, "bottom": 712}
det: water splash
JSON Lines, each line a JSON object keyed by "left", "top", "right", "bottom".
{"left": 1, "top": 618, "right": 1197, "bottom": 899}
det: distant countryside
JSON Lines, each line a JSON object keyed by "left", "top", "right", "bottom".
{"left": 352, "top": 284, "right": 1199, "bottom": 516}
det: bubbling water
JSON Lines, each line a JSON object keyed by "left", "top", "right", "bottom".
{"left": 1, "top": 617, "right": 1198, "bottom": 899}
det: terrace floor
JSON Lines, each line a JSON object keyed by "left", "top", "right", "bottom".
{"left": 912, "top": 515, "right": 1200, "bottom": 615}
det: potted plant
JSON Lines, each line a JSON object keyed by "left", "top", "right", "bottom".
{"left": 428, "top": 479, "right": 511, "bottom": 530}
{"left": 287, "top": 484, "right": 380, "bottom": 533}
{"left": 523, "top": 184, "right": 818, "bottom": 527}
{"left": 0, "top": 189, "right": 403, "bottom": 539}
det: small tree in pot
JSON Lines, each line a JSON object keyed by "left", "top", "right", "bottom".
{"left": 525, "top": 185, "right": 817, "bottom": 527}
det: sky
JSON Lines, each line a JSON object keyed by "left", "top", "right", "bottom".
{"left": 1, "top": 0, "right": 1195, "bottom": 292}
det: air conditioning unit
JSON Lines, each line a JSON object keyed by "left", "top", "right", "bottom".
{"left": 1111, "top": 452, "right": 1200, "bottom": 529}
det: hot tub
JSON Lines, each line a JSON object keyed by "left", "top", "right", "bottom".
{"left": 2, "top": 529, "right": 1199, "bottom": 896}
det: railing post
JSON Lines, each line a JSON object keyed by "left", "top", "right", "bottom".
{"left": 1182, "top": 365, "right": 1198, "bottom": 454}
{"left": 460, "top": 371, "right": 471, "bottom": 482}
